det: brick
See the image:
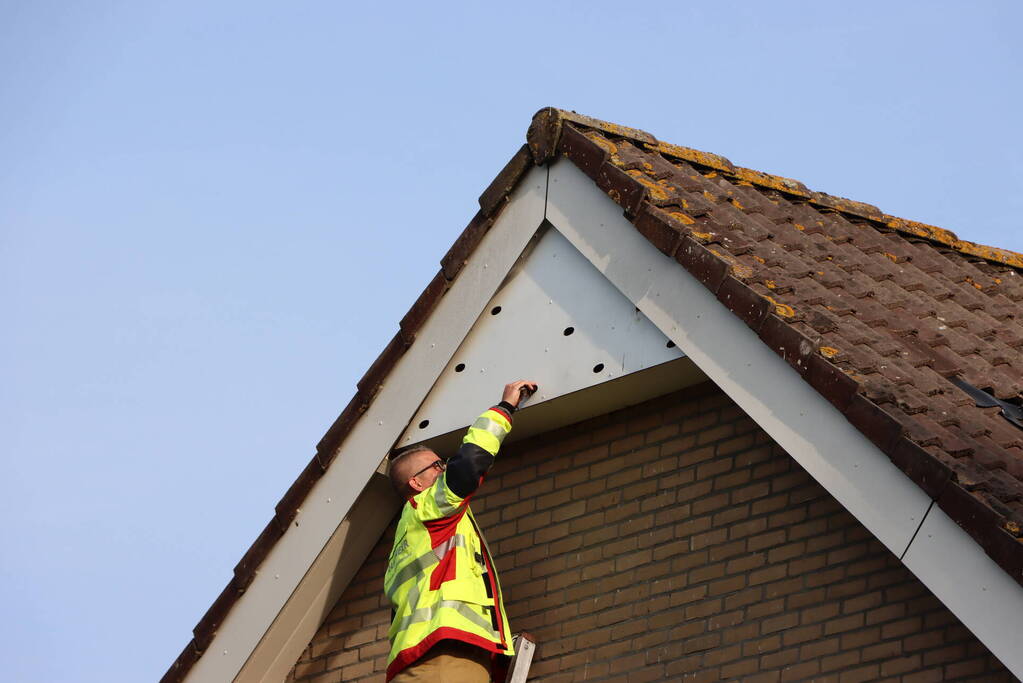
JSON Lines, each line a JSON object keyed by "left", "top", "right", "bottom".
{"left": 691, "top": 528, "right": 728, "bottom": 550}
{"left": 902, "top": 668, "right": 944, "bottom": 683}
{"left": 842, "top": 590, "right": 883, "bottom": 614}
{"left": 751, "top": 493, "right": 789, "bottom": 515}
{"left": 612, "top": 617, "right": 648, "bottom": 641}
{"left": 862, "top": 639, "right": 901, "bottom": 661}
{"left": 670, "top": 619, "right": 708, "bottom": 641}
{"left": 747, "top": 597, "right": 785, "bottom": 620}
{"left": 708, "top": 575, "right": 746, "bottom": 596}
{"left": 801, "top": 602, "right": 840, "bottom": 624}
{"left": 838, "top": 626, "right": 881, "bottom": 650}
{"left": 683, "top": 633, "right": 721, "bottom": 654}
{"left": 881, "top": 616, "right": 922, "bottom": 640}
{"left": 826, "top": 577, "right": 867, "bottom": 600}
{"left": 726, "top": 552, "right": 765, "bottom": 573}
{"left": 839, "top": 664, "right": 879, "bottom": 682}
{"left": 322, "top": 648, "right": 359, "bottom": 671}
{"left": 742, "top": 634, "right": 781, "bottom": 657}
{"left": 761, "top": 612, "right": 798, "bottom": 634}
{"left": 821, "top": 650, "right": 861, "bottom": 672}
{"left": 922, "top": 643, "right": 964, "bottom": 666}
{"left": 747, "top": 529, "right": 786, "bottom": 552}
{"left": 293, "top": 659, "right": 325, "bottom": 679}
{"left": 760, "top": 648, "right": 799, "bottom": 669}
{"left": 339, "top": 659, "right": 373, "bottom": 679}
{"left": 780, "top": 660, "right": 820, "bottom": 681}
{"left": 720, "top": 617, "right": 761, "bottom": 646}
{"left": 720, "top": 657, "right": 759, "bottom": 678}
{"left": 783, "top": 623, "right": 823, "bottom": 647}
{"left": 697, "top": 424, "right": 735, "bottom": 445}
{"left": 708, "top": 609, "right": 745, "bottom": 631}
{"left": 687, "top": 561, "right": 725, "bottom": 583}
{"left": 749, "top": 564, "right": 787, "bottom": 586}
{"left": 799, "top": 636, "right": 840, "bottom": 659}
{"left": 664, "top": 654, "right": 704, "bottom": 677}
{"left": 732, "top": 481, "right": 771, "bottom": 503}
{"left": 724, "top": 586, "right": 763, "bottom": 610}
{"left": 785, "top": 586, "right": 823, "bottom": 609}
{"left": 806, "top": 566, "right": 845, "bottom": 588}
{"left": 684, "top": 598, "right": 722, "bottom": 619}
{"left": 729, "top": 516, "right": 768, "bottom": 540}
{"left": 787, "top": 554, "right": 826, "bottom": 575}
{"left": 881, "top": 654, "right": 922, "bottom": 676}
{"left": 610, "top": 433, "right": 645, "bottom": 455}
{"left": 767, "top": 541, "right": 806, "bottom": 564}
{"left": 824, "top": 612, "right": 865, "bottom": 635}
{"left": 692, "top": 492, "right": 731, "bottom": 515}
{"left": 943, "top": 657, "right": 987, "bottom": 678}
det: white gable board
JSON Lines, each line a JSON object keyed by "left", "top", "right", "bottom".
{"left": 398, "top": 224, "right": 684, "bottom": 447}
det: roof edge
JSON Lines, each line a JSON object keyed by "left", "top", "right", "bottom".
{"left": 528, "top": 107, "right": 1023, "bottom": 271}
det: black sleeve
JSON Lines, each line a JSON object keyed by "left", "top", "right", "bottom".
{"left": 445, "top": 442, "right": 495, "bottom": 499}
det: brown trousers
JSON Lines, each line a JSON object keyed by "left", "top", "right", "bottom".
{"left": 390, "top": 640, "right": 493, "bottom": 683}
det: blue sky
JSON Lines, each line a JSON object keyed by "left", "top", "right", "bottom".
{"left": 2, "top": 2, "right": 1021, "bottom": 681}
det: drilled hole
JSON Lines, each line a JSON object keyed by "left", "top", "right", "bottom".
{"left": 593, "top": 363, "right": 604, "bottom": 373}
{"left": 563, "top": 326, "right": 575, "bottom": 336}
{"left": 455, "top": 363, "right": 466, "bottom": 373}
{"left": 666, "top": 340, "right": 676, "bottom": 349}
{"left": 491, "top": 306, "right": 502, "bottom": 315}
{"left": 418, "top": 420, "right": 430, "bottom": 429}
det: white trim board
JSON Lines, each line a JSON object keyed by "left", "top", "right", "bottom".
{"left": 545, "top": 158, "right": 1023, "bottom": 678}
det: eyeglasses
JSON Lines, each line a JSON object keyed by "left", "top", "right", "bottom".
{"left": 411, "top": 459, "right": 447, "bottom": 481}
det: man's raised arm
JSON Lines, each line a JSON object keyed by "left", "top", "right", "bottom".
{"left": 445, "top": 380, "right": 537, "bottom": 498}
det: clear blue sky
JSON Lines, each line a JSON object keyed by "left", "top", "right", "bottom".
{"left": 2, "top": 2, "right": 1021, "bottom": 681}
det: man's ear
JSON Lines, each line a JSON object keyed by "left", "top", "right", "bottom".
{"left": 407, "top": 476, "right": 425, "bottom": 494}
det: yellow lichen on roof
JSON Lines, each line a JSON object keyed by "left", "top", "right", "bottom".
{"left": 885, "top": 217, "right": 959, "bottom": 245}
{"left": 546, "top": 108, "right": 1023, "bottom": 271}
{"left": 650, "top": 141, "right": 735, "bottom": 175}
{"left": 956, "top": 242, "right": 1023, "bottom": 269}
{"left": 626, "top": 169, "right": 671, "bottom": 201}
{"left": 732, "top": 167, "right": 810, "bottom": 197}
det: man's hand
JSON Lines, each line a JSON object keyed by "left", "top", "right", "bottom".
{"left": 502, "top": 380, "right": 538, "bottom": 409}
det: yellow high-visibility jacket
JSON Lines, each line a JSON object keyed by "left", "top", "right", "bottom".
{"left": 384, "top": 404, "right": 515, "bottom": 681}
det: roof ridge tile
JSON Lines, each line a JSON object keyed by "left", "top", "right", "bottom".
{"left": 533, "top": 107, "right": 1023, "bottom": 271}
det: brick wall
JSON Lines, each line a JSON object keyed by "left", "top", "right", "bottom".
{"left": 288, "top": 382, "right": 1016, "bottom": 682}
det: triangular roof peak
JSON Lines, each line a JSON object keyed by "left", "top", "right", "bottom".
{"left": 165, "top": 108, "right": 1023, "bottom": 682}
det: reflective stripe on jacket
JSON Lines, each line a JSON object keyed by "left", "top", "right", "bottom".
{"left": 384, "top": 406, "right": 514, "bottom": 681}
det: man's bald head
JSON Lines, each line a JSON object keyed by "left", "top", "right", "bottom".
{"left": 388, "top": 445, "right": 441, "bottom": 497}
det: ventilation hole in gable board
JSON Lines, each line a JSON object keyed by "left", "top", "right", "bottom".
{"left": 491, "top": 306, "right": 502, "bottom": 315}
{"left": 418, "top": 420, "right": 430, "bottom": 429}
{"left": 563, "top": 326, "right": 575, "bottom": 336}
{"left": 455, "top": 363, "right": 466, "bottom": 373}
{"left": 666, "top": 340, "right": 676, "bottom": 349}
{"left": 593, "top": 363, "right": 604, "bottom": 373}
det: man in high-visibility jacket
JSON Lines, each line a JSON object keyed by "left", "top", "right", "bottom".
{"left": 384, "top": 380, "right": 537, "bottom": 683}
